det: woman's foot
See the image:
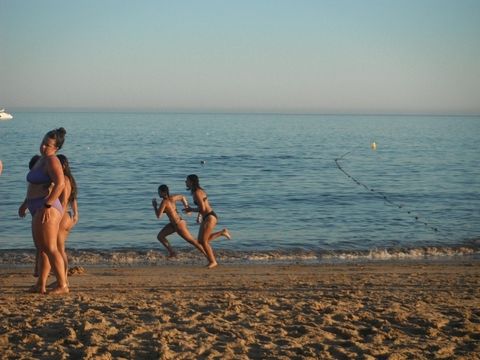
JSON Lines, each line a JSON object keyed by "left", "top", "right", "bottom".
{"left": 48, "top": 280, "right": 69, "bottom": 288}
{"left": 206, "top": 261, "right": 218, "bottom": 269}
{"left": 49, "top": 285, "right": 69, "bottom": 295}
{"left": 28, "top": 285, "right": 46, "bottom": 294}
{"left": 222, "top": 229, "right": 231, "bottom": 240}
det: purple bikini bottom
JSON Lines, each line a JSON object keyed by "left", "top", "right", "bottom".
{"left": 27, "top": 197, "right": 63, "bottom": 216}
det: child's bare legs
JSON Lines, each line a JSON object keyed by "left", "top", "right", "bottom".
{"left": 157, "top": 224, "right": 176, "bottom": 258}
{"left": 176, "top": 220, "right": 207, "bottom": 257}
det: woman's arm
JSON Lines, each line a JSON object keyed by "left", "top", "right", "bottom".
{"left": 18, "top": 198, "right": 28, "bottom": 218}
{"left": 45, "top": 156, "right": 65, "bottom": 205}
{"left": 183, "top": 194, "right": 199, "bottom": 214}
{"left": 72, "top": 198, "right": 79, "bottom": 224}
{"left": 171, "top": 194, "right": 189, "bottom": 209}
{"left": 152, "top": 198, "right": 167, "bottom": 219}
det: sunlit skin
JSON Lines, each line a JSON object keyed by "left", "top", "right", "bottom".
{"left": 18, "top": 135, "right": 68, "bottom": 294}
{"left": 152, "top": 188, "right": 207, "bottom": 258}
{"left": 183, "top": 176, "right": 231, "bottom": 269}
{"left": 57, "top": 159, "right": 79, "bottom": 283}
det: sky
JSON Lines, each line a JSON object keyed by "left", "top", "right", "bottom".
{"left": 1, "top": 0, "right": 479, "bottom": 114}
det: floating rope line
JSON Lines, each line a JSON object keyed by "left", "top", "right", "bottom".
{"left": 334, "top": 150, "right": 439, "bottom": 233}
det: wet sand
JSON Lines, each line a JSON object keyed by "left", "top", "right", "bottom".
{"left": 0, "top": 261, "right": 479, "bottom": 359}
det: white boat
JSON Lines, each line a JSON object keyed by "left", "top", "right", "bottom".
{"left": 0, "top": 108, "right": 13, "bottom": 120}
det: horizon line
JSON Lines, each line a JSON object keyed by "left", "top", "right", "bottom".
{"left": 4, "top": 107, "right": 480, "bottom": 117}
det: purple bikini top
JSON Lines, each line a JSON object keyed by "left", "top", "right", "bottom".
{"left": 27, "top": 167, "right": 51, "bottom": 185}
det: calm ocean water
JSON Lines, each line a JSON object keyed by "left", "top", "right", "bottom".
{"left": 1, "top": 112, "right": 479, "bottom": 265}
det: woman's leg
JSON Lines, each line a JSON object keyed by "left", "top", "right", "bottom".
{"left": 31, "top": 215, "right": 47, "bottom": 293}
{"left": 157, "top": 224, "right": 176, "bottom": 257}
{"left": 208, "top": 228, "right": 231, "bottom": 241}
{"left": 36, "top": 209, "right": 68, "bottom": 294}
{"left": 31, "top": 223, "right": 40, "bottom": 277}
{"left": 176, "top": 220, "right": 207, "bottom": 257}
{"left": 204, "top": 214, "right": 231, "bottom": 241}
{"left": 198, "top": 217, "right": 218, "bottom": 268}
{"left": 38, "top": 251, "right": 51, "bottom": 292}
{"left": 57, "top": 214, "right": 73, "bottom": 279}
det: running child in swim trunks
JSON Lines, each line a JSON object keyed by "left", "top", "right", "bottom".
{"left": 152, "top": 184, "right": 207, "bottom": 258}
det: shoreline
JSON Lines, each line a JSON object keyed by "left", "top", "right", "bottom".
{"left": 1, "top": 255, "right": 479, "bottom": 270}
{"left": 0, "top": 244, "right": 478, "bottom": 268}
{"left": 1, "top": 261, "right": 479, "bottom": 359}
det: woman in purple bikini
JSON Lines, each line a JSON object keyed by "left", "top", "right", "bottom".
{"left": 18, "top": 128, "right": 69, "bottom": 294}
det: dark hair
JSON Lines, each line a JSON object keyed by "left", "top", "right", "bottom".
{"left": 158, "top": 184, "right": 170, "bottom": 197}
{"left": 187, "top": 174, "right": 202, "bottom": 192}
{"left": 29, "top": 155, "right": 41, "bottom": 169}
{"left": 46, "top": 127, "right": 67, "bottom": 149}
{"left": 57, "top": 154, "right": 77, "bottom": 202}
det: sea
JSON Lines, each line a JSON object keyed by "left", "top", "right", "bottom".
{"left": 1, "top": 112, "right": 479, "bottom": 266}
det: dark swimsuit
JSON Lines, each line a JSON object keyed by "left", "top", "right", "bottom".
{"left": 194, "top": 197, "right": 218, "bottom": 222}
{"left": 26, "top": 166, "right": 63, "bottom": 216}
{"left": 203, "top": 211, "right": 218, "bottom": 221}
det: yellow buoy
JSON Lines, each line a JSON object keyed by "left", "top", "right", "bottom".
{"left": 371, "top": 141, "right": 377, "bottom": 150}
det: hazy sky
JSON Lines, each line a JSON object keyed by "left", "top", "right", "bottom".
{"left": 1, "top": 0, "right": 479, "bottom": 113}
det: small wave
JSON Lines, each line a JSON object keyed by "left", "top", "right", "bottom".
{"left": 326, "top": 246, "right": 479, "bottom": 261}
{"left": 0, "top": 245, "right": 478, "bottom": 267}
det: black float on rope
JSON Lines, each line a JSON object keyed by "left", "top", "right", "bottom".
{"left": 334, "top": 151, "right": 439, "bottom": 233}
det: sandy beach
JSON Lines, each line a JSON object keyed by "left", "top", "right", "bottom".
{"left": 0, "top": 261, "right": 479, "bottom": 359}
